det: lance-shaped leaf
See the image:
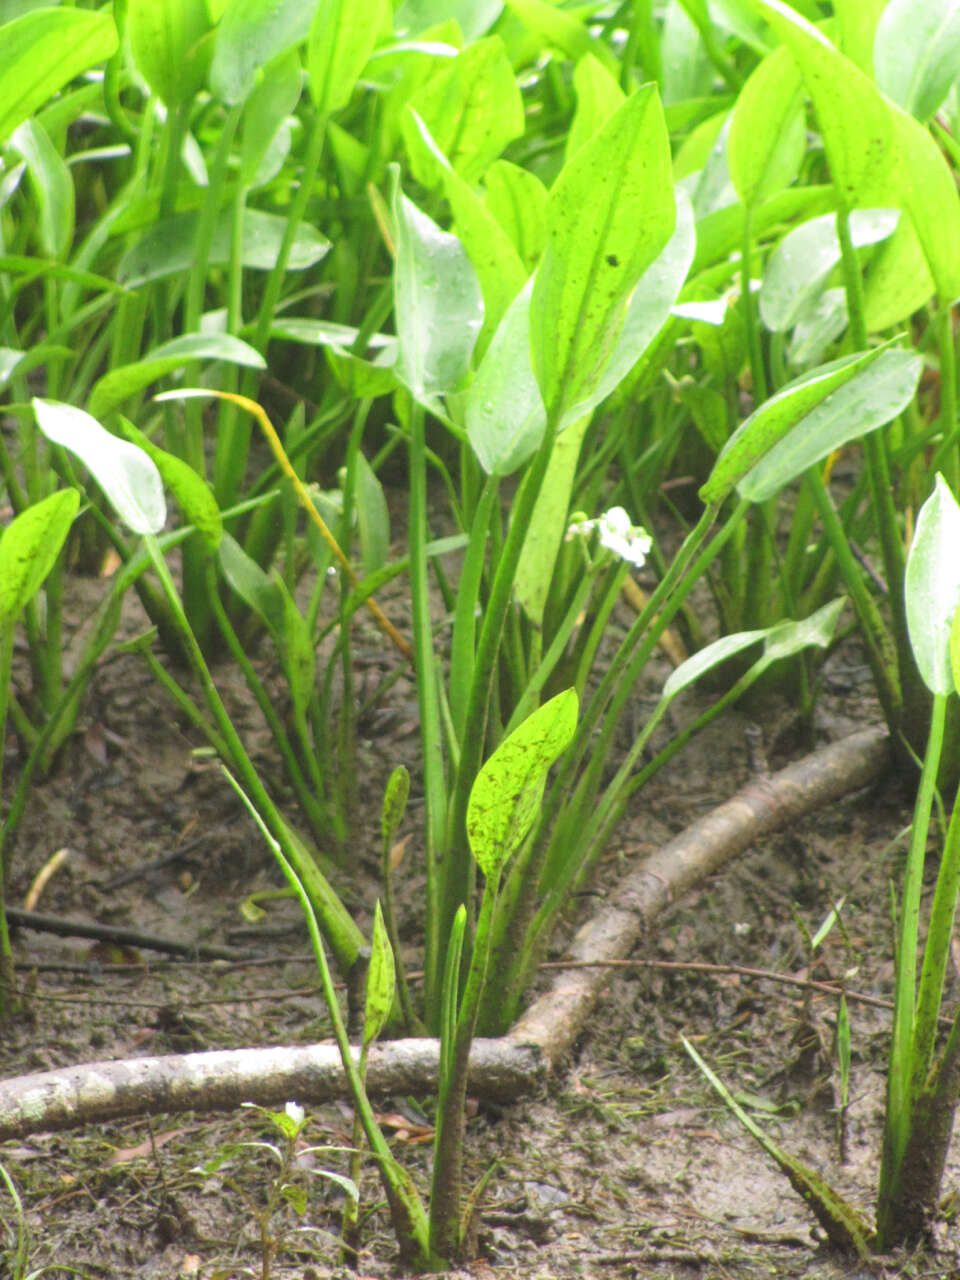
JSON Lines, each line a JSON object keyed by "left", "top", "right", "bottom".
{"left": 728, "top": 45, "right": 806, "bottom": 209}
{"left": 0, "top": 489, "right": 80, "bottom": 625}
{"left": 127, "top": 0, "right": 212, "bottom": 108}
{"left": 0, "top": 8, "right": 118, "bottom": 146}
{"left": 117, "top": 416, "right": 223, "bottom": 552}
{"left": 467, "top": 689, "right": 578, "bottom": 880}
{"left": 874, "top": 0, "right": 960, "bottom": 123}
{"left": 406, "top": 108, "right": 525, "bottom": 358}
{"left": 905, "top": 474, "right": 960, "bottom": 695}
{"left": 737, "top": 348, "right": 922, "bottom": 503}
{"left": 757, "top": 0, "right": 894, "bottom": 210}
{"left": 89, "top": 333, "right": 265, "bottom": 420}
{"left": 402, "top": 36, "right": 523, "bottom": 187}
{"left": 117, "top": 209, "right": 329, "bottom": 287}
{"left": 381, "top": 766, "right": 410, "bottom": 844}
{"left": 531, "top": 84, "right": 675, "bottom": 421}
{"left": 33, "top": 399, "right": 165, "bottom": 536}
{"left": 700, "top": 343, "right": 895, "bottom": 504}
{"left": 391, "top": 169, "right": 484, "bottom": 406}
{"left": 308, "top": 0, "right": 389, "bottom": 115}
{"left": 364, "top": 902, "right": 396, "bottom": 1047}
{"left": 211, "top": 0, "right": 314, "bottom": 105}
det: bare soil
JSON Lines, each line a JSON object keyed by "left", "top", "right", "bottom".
{"left": 2, "top": 564, "right": 959, "bottom": 1280}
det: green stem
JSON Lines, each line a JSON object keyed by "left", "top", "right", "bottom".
{"left": 804, "top": 466, "right": 902, "bottom": 735}
{"left": 878, "top": 691, "right": 946, "bottom": 1222}
{"left": 409, "top": 401, "right": 446, "bottom": 1020}
{"left": 429, "top": 873, "right": 500, "bottom": 1260}
{"left": 741, "top": 206, "right": 767, "bottom": 404}
{"left": 911, "top": 755, "right": 960, "bottom": 1092}
{"left": 142, "top": 535, "right": 362, "bottom": 969}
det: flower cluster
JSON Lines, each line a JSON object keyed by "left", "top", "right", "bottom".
{"left": 566, "top": 506, "right": 652, "bottom": 568}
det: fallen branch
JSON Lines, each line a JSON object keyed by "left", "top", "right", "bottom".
{"left": 506, "top": 725, "right": 891, "bottom": 1069}
{"left": 0, "top": 1039, "right": 544, "bottom": 1141}
{"left": 0, "top": 725, "right": 890, "bottom": 1140}
{"left": 5, "top": 907, "right": 256, "bottom": 962}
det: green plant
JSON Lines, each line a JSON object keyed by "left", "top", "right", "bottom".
{"left": 207, "top": 1101, "right": 358, "bottom": 1280}
{"left": 0, "top": 1159, "right": 85, "bottom": 1280}
{"left": 227, "top": 685, "right": 578, "bottom": 1267}
{"left": 0, "top": 487, "right": 79, "bottom": 1013}
{"left": 686, "top": 474, "right": 960, "bottom": 1255}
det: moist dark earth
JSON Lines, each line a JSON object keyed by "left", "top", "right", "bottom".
{"left": 2, "top": 565, "right": 960, "bottom": 1280}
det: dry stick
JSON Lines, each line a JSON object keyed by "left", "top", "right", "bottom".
{"left": 505, "top": 724, "right": 891, "bottom": 1070}
{"left": 0, "top": 726, "right": 890, "bottom": 1142}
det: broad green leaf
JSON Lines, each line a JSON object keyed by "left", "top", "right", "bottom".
{"left": 117, "top": 417, "right": 223, "bottom": 552}
{"left": 33, "top": 399, "right": 165, "bottom": 535}
{"left": 531, "top": 85, "right": 675, "bottom": 421}
{"left": 504, "top": 0, "right": 619, "bottom": 76}
{"left": 11, "top": 119, "right": 74, "bottom": 261}
{"left": 117, "top": 209, "right": 330, "bottom": 286}
{"left": 483, "top": 160, "right": 547, "bottom": 274}
{"left": 905, "top": 474, "right": 960, "bottom": 696}
{"left": 758, "top": 0, "right": 894, "bottom": 209}
{"left": 760, "top": 599, "right": 844, "bottom": 666}
{"left": 219, "top": 533, "right": 286, "bottom": 638}
{"left": 0, "top": 489, "right": 79, "bottom": 624}
{"left": 391, "top": 170, "right": 484, "bottom": 405}
{"left": 381, "top": 766, "right": 410, "bottom": 842}
{"left": 127, "top": 0, "right": 212, "bottom": 108}
{"left": 563, "top": 191, "right": 695, "bottom": 424}
{"left": 239, "top": 48, "right": 302, "bottom": 187}
{"left": 565, "top": 53, "right": 624, "bottom": 163}
{"left": 468, "top": 192, "right": 693, "bottom": 481}
{"left": 875, "top": 0, "right": 960, "bottom": 122}
{"left": 701, "top": 343, "right": 895, "bottom": 504}
{"left": 759, "top": 209, "right": 899, "bottom": 333}
{"left": 787, "top": 288, "right": 848, "bottom": 368}
{"left": 661, "top": 599, "right": 843, "bottom": 700}
{"left": 465, "top": 277, "right": 544, "bottom": 475}
{"left": 885, "top": 99, "right": 960, "bottom": 302}
{"left": 88, "top": 333, "right": 265, "bottom": 419}
{"left": 406, "top": 108, "right": 526, "bottom": 355}
{"left": 727, "top": 45, "right": 805, "bottom": 208}
{"left": 0, "top": 8, "right": 118, "bottom": 145}
{"left": 355, "top": 451, "right": 390, "bottom": 576}
{"left": 662, "top": 0, "right": 713, "bottom": 104}
{"left": 211, "top": 0, "right": 314, "bottom": 104}
{"left": 663, "top": 628, "right": 769, "bottom": 701}
{"left": 402, "top": 37, "right": 524, "bottom": 186}
{"left": 364, "top": 902, "right": 396, "bottom": 1048}
{"left": 467, "top": 689, "right": 578, "bottom": 879}
{"left": 308, "top": 0, "right": 388, "bottom": 114}
{"left": 395, "top": 0, "right": 503, "bottom": 42}
{"left": 863, "top": 217, "right": 934, "bottom": 331}
{"left": 833, "top": 0, "right": 886, "bottom": 73}
{"left": 737, "top": 349, "right": 921, "bottom": 503}
{"left": 270, "top": 318, "right": 395, "bottom": 354}
{"left": 325, "top": 346, "right": 399, "bottom": 399}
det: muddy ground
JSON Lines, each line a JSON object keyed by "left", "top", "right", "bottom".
{"left": 2, "top": 561, "right": 959, "bottom": 1280}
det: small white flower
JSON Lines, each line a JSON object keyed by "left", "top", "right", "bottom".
{"left": 596, "top": 506, "right": 652, "bottom": 567}
{"left": 285, "top": 1101, "right": 305, "bottom": 1127}
{"left": 566, "top": 506, "right": 652, "bottom": 568}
